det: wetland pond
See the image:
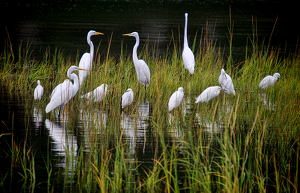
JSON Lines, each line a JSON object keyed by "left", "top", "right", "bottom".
{"left": 1, "top": 1, "right": 299, "bottom": 192}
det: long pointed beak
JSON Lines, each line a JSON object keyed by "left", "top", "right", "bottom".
{"left": 96, "top": 32, "right": 104, "bottom": 35}
{"left": 77, "top": 67, "right": 88, "bottom": 71}
{"left": 122, "top": 33, "right": 132, "bottom": 36}
{"left": 220, "top": 88, "right": 227, "bottom": 92}
{"left": 280, "top": 76, "right": 283, "bottom": 81}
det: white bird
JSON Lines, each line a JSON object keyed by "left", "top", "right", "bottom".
{"left": 182, "top": 13, "right": 195, "bottom": 74}
{"left": 122, "top": 88, "right": 134, "bottom": 109}
{"left": 46, "top": 66, "right": 88, "bottom": 114}
{"left": 168, "top": 87, "right": 185, "bottom": 111}
{"left": 218, "top": 68, "right": 235, "bottom": 95}
{"left": 81, "top": 84, "right": 111, "bottom": 103}
{"left": 34, "top": 80, "right": 44, "bottom": 100}
{"left": 122, "top": 32, "right": 151, "bottom": 88}
{"left": 259, "top": 72, "right": 283, "bottom": 89}
{"left": 195, "top": 86, "right": 226, "bottom": 103}
{"left": 78, "top": 30, "right": 104, "bottom": 85}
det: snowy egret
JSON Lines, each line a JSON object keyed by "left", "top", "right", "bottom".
{"left": 34, "top": 80, "right": 44, "bottom": 100}
{"left": 168, "top": 87, "right": 185, "bottom": 111}
{"left": 182, "top": 13, "right": 195, "bottom": 74}
{"left": 195, "top": 86, "right": 226, "bottom": 103}
{"left": 122, "top": 32, "right": 151, "bottom": 90}
{"left": 218, "top": 68, "right": 235, "bottom": 95}
{"left": 78, "top": 30, "right": 104, "bottom": 85}
{"left": 122, "top": 88, "right": 134, "bottom": 109}
{"left": 259, "top": 72, "right": 283, "bottom": 89}
{"left": 46, "top": 66, "right": 88, "bottom": 115}
{"left": 81, "top": 84, "right": 112, "bottom": 103}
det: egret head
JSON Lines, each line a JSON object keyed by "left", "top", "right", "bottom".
{"left": 103, "top": 84, "right": 113, "bottom": 96}
{"left": 126, "top": 88, "right": 133, "bottom": 92}
{"left": 219, "top": 87, "right": 227, "bottom": 92}
{"left": 178, "top": 87, "right": 186, "bottom": 92}
{"left": 37, "top": 80, "right": 41, "bottom": 85}
{"left": 123, "top": 32, "right": 139, "bottom": 38}
{"left": 274, "top": 73, "right": 283, "bottom": 81}
{"left": 88, "top": 30, "right": 104, "bottom": 36}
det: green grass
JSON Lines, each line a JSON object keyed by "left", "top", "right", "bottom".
{"left": 0, "top": 26, "right": 299, "bottom": 192}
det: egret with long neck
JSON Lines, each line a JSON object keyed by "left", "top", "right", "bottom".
{"left": 182, "top": 13, "right": 195, "bottom": 74}
{"left": 46, "top": 66, "right": 88, "bottom": 116}
{"left": 79, "top": 30, "right": 104, "bottom": 86}
{"left": 122, "top": 32, "right": 151, "bottom": 94}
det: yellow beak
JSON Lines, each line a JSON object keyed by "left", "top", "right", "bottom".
{"left": 77, "top": 67, "right": 89, "bottom": 71}
{"left": 95, "top": 32, "right": 104, "bottom": 35}
{"left": 122, "top": 33, "right": 132, "bottom": 36}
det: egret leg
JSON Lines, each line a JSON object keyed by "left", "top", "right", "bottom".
{"left": 58, "top": 105, "right": 64, "bottom": 118}
{"left": 144, "top": 85, "right": 147, "bottom": 99}
{"left": 58, "top": 106, "right": 61, "bottom": 118}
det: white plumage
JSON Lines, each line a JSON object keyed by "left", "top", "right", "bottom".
{"left": 259, "top": 72, "right": 283, "bottom": 89}
{"left": 78, "top": 30, "right": 103, "bottom": 85}
{"left": 46, "top": 66, "right": 88, "bottom": 113}
{"left": 34, "top": 80, "right": 44, "bottom": 100}
{"left": 123, "top": 32, "right": 151, "bottom": 87}
{"left": 81, "top": 84, "right": 110, "bottom": 103}
{"left": 168, "top": 87, "right": 185, "bottom": 111}
{"left": 122, "top": 88, "right": 134, "bottom": 109}
{"left": 218, "top": 68, "right": 235, "bottom": 95}
{"left": 182, "top": 13, "right": 195, "bottom": 74}
{"left": 195, "top": 86, "right": 225, "bottom": 103}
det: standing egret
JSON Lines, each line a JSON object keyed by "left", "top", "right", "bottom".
{"left": 122, "top": 88, "right": 134, "bottom": 109}
{"left": 81, "top": 84, "right": 112, "bottom": 103}
{"left": 34, "top": 80, "right": 44, "bottom": 100}
{"left": 168, "top": 87, "right": 185, "bottom": 111}
{"left": 122, "top": 32, "right": 151, "bottom": 92}
{"left": 182, "top": 13, "right": 195, "bottom": 74}
{"left": 46, "top": 66, "right": 88, "bottom": 115}
{"left": 259, "top": 73, "right": 283, "bottom": 89}
{"left": 78, "top": 30, "right": 104, "bottom": 85}
{"left": 195, "top": 86, "right": 226, "bottom": 103}
{"left": 218, "top": 68, "right": 235, "bottom": 95}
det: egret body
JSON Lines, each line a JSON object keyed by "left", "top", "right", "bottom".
{"left": 122, "top": 32, "right": 151, "bottom": 88}
{"left": 78, "top": 30, "right": 104, "bottom": 85}
{"left": 182, "top": 13, "right": 195, "bottom": 74}
{"left": 81, "top": 84, "right": 111, "bottom": 103}
{"left": 218, "top": 68, "right": 235, "bottom": 95}
{"left": 122, "top": 88, "right": 134, "bottom": 109}
{"left": 195, "top": 86, "right": 225, "bottom": 103}
{"left": 168, "top": 87, "right": 185, "bottom": 111}
{"left": 34, "top": 80, "right": 44, "bottom": 100}
{"left": 259, "top": 73, "right": 283, "bottom": 89}
{"left": 46, "top": 66, "right": 88, "bottom": 114}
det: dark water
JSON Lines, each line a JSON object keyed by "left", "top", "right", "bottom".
{"left": 1, "top": 1, "right": 299, "bottom": 63}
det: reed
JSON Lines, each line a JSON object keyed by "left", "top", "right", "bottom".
{"left": 0, "top": 22, "right": 299, "bottom": 192}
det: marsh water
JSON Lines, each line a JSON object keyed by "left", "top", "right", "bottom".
{"left": 1, "top": 0, "right": 299, "bottom": 191}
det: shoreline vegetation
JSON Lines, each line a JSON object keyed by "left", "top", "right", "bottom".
{"left": 0, "top": 22, "right": 299, "bottom": 192}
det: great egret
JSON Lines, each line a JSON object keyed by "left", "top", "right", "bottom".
{"left": 122, "top": 88, "right": 134, "bottom": 109}
{"left": 34, "top": 80, "right": 44, "bottom": 100}
{"left": 78, "top": 30, "right": 104, "bottom": 85}
{"left": 122, "top": 32, "right": 151, "bottom": 90}
{"left": 46, "top": 66, "right": 88, "bottom": 115}
{"left": 218, "top": 68, "right": 235, "bottom": 95}
{"left": 182, "top": 13, "right": 195, "bottom": 74}
{"left": 168, "top": 87, "right": 185, "bottom": 111}
{"left": 81, "top": 84, "right": 111, "bottom": 103}
{"left": 195, "top": 86, "right": 226, "bottom": 103}
{"left": 259, "top": 73, "right": 283, "bottom": 89}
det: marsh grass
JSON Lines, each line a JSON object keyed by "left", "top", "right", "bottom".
{"left": 1, "top": 22, "right": 299, "bottom": 192}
